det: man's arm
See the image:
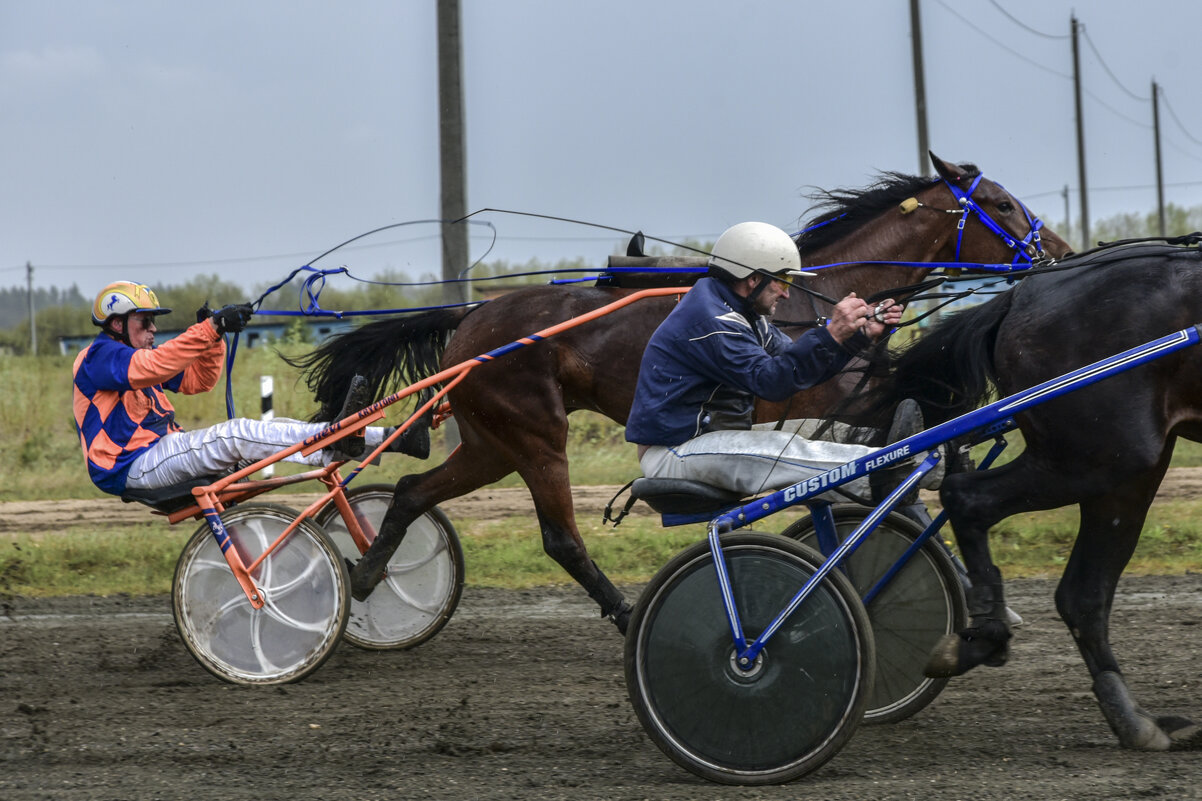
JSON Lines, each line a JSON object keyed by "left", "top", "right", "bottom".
{"left": 126, "top": 320, "right": 225, "bottom": 390}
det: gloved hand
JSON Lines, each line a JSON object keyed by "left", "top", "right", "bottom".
{"left": 195, "top": 301, "right": 212, "bottom": 324}
{"left": 211, "top": 303, "right": 254, "bottom": 335}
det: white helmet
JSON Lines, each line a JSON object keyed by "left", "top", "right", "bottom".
{"left": 707, "top": 221, "right": 815, "bottom": 281}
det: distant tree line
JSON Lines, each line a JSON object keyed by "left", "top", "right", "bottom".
{"left": 0, "top": 257, "right": 602, "bottom": 356}
{"left": 6, "top": 203, "right": 1199, "bottom": 357}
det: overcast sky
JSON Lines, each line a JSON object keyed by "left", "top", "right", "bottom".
{"left": 4, "top": 1, "right": 1202, "bottom": 303}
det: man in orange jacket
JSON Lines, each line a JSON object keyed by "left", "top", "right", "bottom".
{"left": 72, "top": 281, "right": 426, "bottom": 496}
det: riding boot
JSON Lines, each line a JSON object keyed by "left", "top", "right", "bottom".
{"left": 327, "top": 375, "right": 372, "bottom": 461}
{"left": 585, "top": 560, "right": 633, "bottom": 635}
{"left": 382, "top": 394, "right": 434, "bottom": 459}
{"left": 870, "top": 399, "right": 924, "bottom": 505}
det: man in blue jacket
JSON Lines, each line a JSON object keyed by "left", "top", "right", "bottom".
{"left": 626, "top": 221, "right": 912, "bottom": 500}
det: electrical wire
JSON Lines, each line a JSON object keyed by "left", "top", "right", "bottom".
{"left": 986, "top": 0, "right": 1069, "bottom": 39}
{"left": 1159, "top": 89, "right": 1202, "bottom": 148}
{"left": 1080, "top": 26, "right": 1149, "bottom": 102}
{"left": 933, "top": 0, "right": 1071, "bottom": 80}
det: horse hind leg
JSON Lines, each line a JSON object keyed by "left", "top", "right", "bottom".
{"left": 348, "top": 442, "right": 512, "bottom": 601}
{"left": 1063, "top": 477, "right": 1202, "bottom": 750}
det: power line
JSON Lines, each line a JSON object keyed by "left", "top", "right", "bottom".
{"left": 985, "top": 0, "right": 1068, "bottom": 39}
{"left": 1159, "top": 89, "right": 1202, "bottom": 148}
{"left": 1080, "top": 26, "right": 1149, "bottom": 102}
{"left": 1083, "top": 86, "right": 1151, "bottom": 130}
{"left": 933, "top": 0, "right": 1071, "bottom": 80}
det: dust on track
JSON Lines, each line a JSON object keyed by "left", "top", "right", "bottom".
{"left": 3, "top": 477, "right": 1202, "bottom": 799}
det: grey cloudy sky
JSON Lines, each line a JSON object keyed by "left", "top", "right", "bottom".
{"left": 4, "top": 1, "right": 1202, "bottom": 302}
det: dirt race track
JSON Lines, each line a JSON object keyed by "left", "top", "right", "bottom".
{"left": 3, "top": 477, "right": 1202, "bottom": 800}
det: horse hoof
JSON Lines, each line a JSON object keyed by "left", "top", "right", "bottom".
{"left": 924, "top": 627, "right": 1011, "bottom": 678}
{"left": 346, "top": 560, "right": 376, "bottom": 603}
{"left": 1093, "top": 671, "right": 1173, "bottom": 750}
{"left": 1160, "top": 715, "right": 1202, "bottom": 750}
{"left": 924, "top": 634, "right": 965, "bottom": 678}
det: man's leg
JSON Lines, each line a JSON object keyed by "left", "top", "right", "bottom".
{"left": 639, "top": 430, "right": 875, "bottom": 499}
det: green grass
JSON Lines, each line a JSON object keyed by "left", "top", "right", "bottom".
{"left": 3, "top": 499, "right": 1200, "bottom": 598}
{"left": 5, "top": 347, "right": 1202, "bottom": 597}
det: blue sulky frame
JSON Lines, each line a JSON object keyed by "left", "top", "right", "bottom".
{"left": 696, "top": 324, "right": 1202, "bottom": 671}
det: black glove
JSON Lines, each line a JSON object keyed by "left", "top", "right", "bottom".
{"left": 212, "top": 303, "right": 254, "bottom": 335}
{"left": 195, "top": 302, "right": 212, "bottom": 324}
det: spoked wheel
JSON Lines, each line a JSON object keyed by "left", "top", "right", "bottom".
{"left": 172, "top": 503, "right": 350, "bottom": 685}
{"left": 315, "top": 484, "right": 464, "bottom": 650}
{"left": 782, "top": 505, "right": 967, "bottom": 724}
{"left": 625, "top": 532, "right": 874, "bottom": 785}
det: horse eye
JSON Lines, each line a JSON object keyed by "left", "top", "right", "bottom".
{"left": 997, "top": 201, "right": 1015, "bottom": 213}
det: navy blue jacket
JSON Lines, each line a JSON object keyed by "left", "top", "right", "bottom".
{"left": 626, "top": 277, "right": 866, "bottom": 447}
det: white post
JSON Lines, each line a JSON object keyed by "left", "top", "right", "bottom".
{"left": 260, "top": 375, "right": 274, "bottom": 477}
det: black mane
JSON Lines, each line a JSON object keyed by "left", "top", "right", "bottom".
{"left": 795, "top": 164, "right": 980, "bottom": 254}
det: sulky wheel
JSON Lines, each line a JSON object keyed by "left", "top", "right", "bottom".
{"left": 625, "top": 532, "right": 874, "bottom": 785}
{"left": 172, "top": 503, "right": 350, "bottom": 685}
{"left": 315, "top": 485, "right": 464, "bottom": 650}
{"left": 782, "top": 506, "right": 967, "bottom": 724}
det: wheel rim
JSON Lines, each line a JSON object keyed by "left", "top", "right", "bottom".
{"left": 175, "top": 507, "right": 346, "bottom": 683}
{"left": 318, "top": 491, "right": 461, "bottom": 648}
{"left": 792, "top": 511, "right": 960, "bottom": 722}
{"left": 634, "top": 543, "right": 866, "bottom": 775}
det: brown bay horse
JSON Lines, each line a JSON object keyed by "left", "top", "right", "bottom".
{"left": 293, "top": 153, "right": 1071, "bottom": 632}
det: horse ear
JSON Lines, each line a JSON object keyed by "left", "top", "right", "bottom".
{"left": 626, "top": 231, "right": 646, "bottom": 257}
{"left": 929, "top": 151, "right": 963, "bottom": 184}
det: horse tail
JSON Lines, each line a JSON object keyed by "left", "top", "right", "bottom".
{"left": 284, "top": 306, "right": 471, "bottom": 421}
{"left": 870, "top": 290, "right": 1015, "bottom": 425}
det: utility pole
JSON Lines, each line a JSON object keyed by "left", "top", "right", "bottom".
{"left": 909, "top": 0, "right": 930, "bottom": 177}
{"left": 437, "top": 0, "right": 469, "bottom": 305}
{"left": 1152, "top": 79, "right": 1166, "bottom": 237}
{"left": 26, "top": 261, "right": 36, "bottom": 355}
{"left": 1071, "top": 14, "right": 1090, "bottom": 249}
{"left": 1061, "top": 185, "right": 1071, "bottom": 245}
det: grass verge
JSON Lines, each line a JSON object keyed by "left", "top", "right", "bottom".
{"left": 3, "top": 501, "right": 1200, "bottom": 598}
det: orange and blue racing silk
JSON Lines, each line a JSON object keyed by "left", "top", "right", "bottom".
{"left": 72, "top": 321, "right": 225, "bottom": 494}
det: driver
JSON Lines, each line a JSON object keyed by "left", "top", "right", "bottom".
{"left": 72, "top": 281, "right": 429, "bottom": 496}
{"left": 626, "top": 221, "right": 926, "bottom": 500}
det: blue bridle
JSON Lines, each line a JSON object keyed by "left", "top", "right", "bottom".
{"left": 943, "top": 173, "right": 1047, "bottom": 266}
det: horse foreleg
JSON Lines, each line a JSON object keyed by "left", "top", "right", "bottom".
{"left": 1065, "top": 474, "right": 1202, "bottom": 750}
{"left": 926, "top": 456, "right": 1091, "bottom": 678}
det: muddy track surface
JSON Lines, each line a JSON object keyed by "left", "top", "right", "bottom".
{"left": 3, "top": 576, "right": 1202, "bottom": 800}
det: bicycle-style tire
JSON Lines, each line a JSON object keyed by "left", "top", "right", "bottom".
{"left": 782, "top": 506, "right": 967, "bottom": 724}
{"left": 315, "top": 485, "right": 464, "bottom": 650}
{"left": 172, "top": 503, "right": 350, "bottom": 685}
{"left": 625, "top": 532, "right": 874, "bottom": 785}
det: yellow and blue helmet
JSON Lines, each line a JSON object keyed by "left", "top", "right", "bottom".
{"left": 91, "top": 281, "right": 172, "bottom": 326}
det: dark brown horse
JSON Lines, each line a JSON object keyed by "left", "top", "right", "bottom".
{"left": 293, "top": 153, "right": 1071, "bottom": 632}
{"left": 862, "top": 236, "right": 1202, "bottom": 750}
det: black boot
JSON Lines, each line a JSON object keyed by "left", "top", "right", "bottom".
{"left": 869, "top": 399, "right": 924, "bottom": 504}
{"left": 382, "top": 424, "right": 431, "bottom": 459}
{"left": 328, "top": 375, "right": 372, "bottom": 461}
{"left": 381, "top": 390, "right": 434, "bottom": 459}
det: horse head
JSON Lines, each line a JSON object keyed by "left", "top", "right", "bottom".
{"left": 927, "top": 151, "right": 1072, "bottom": 266}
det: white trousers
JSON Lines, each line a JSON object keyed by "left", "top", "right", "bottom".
{"left": 125, "top": 417, "right": 389, "bottom": 491}
{"left": 639, "top": 428, "right": 876, "bottom": 502}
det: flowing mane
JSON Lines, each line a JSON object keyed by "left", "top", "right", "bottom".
{"left": 795, "top": 164, "right": 980, "bottom": 253}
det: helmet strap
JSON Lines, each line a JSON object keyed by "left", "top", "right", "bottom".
{"left": 746, "top": 272, "right": 772, "bottom": 305}
{"left": 105, "top": 315, "right": 133, "bottom": 347}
